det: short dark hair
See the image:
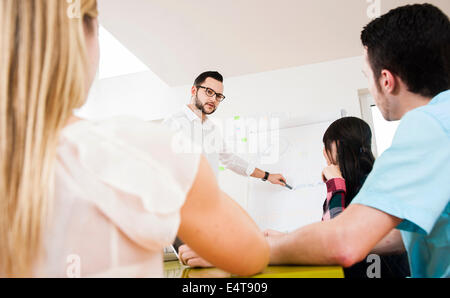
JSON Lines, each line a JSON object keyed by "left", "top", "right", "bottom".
{"left": 194, "top": 71, "right": 223, "bottom": 86}
{"left": 361, "top": 4, "right": 450, "bottom": 98}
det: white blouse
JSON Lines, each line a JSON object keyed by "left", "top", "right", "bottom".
{"left": 34, "top": 117, "right": 200, "bottom": 277}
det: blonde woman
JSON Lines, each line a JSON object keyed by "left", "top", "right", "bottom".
{"left": 0, "top": 0, "right": 269, "bottom": 277}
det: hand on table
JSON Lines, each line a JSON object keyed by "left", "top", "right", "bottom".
{"left": 178, "top": 244, "right": 213, "bottom": 268}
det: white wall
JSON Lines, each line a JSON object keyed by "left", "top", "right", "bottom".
{"left": 76, "top": 70, "right": 173, "bottom": 121}
{"left": 79, "top": 55, "right": 368, "bottom": 121}
{"left": 171, "top": 55, "right": 368, "bottom": 122}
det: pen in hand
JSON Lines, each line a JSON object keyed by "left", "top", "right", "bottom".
{"left": 279, "top": 179, "right": 293, "bottom": 190}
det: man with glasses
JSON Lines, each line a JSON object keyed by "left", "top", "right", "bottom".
{"left": 163, "top": 71, "right": 287, "bottom": 266}
{"left": 164, "top": 71, "right": 287, "bottom": 185}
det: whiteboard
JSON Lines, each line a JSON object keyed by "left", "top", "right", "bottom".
{"left": 246, "top": 121, "right": 333, "bottom": 232}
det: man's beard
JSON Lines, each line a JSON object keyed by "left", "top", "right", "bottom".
{"left": 195, "top": 95, "right": 217, "bottom": 115}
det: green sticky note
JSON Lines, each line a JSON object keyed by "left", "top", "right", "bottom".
{"left": 234, "top": 116, "right": 240, "bottom": 120}
{"left": 219, "top": 166, "right": 225, "bottom": 171}
{"left": 242, "top": 138, "right": 248, "bottom": 143}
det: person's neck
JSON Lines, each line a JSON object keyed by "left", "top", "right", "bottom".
{"left": 395, "top": 91, "right": 432, "bottom": 119}
{"left": 187, "top": 104, "right": 207, "bottom": 123}
{"left": 65, "top": 115, "right": 82, "bottom": 128}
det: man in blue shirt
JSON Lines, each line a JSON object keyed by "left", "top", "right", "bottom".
{"left": 265, "top": 4, "right": 449, "bottom": 277}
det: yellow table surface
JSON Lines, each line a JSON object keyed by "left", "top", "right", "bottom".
{"left": 164, "top": 261, "right": 344, "bottom": 278}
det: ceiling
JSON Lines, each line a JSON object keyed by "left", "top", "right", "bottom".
{"left": 98, "top": 0, "right": 450, "bottom": 87}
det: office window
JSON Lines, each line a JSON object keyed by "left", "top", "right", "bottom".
{"left": 370, "top": 105, "right": 400, "bottom": 156}
{"left": 359, "top": 90, "right": 400, "bottom": 157}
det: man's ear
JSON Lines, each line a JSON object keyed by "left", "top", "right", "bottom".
{"left": 191, "top": 86, "right": 197, "bottom": 97}
{"left": 379, "top": 69, "right": 397, "bottom": 94}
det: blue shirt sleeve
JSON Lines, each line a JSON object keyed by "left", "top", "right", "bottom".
{"left": 351, "top": 109, "right": 450, "bottom": 235}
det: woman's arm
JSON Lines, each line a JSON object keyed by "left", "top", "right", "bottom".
{"left": 321, "top": 164, "right": 346, "bottom": 221}
{"left": 178, "top": 156, "right": 270, "bottom": 276}
{"left": 323, "top": 178, "right": 347, "bottom": 220}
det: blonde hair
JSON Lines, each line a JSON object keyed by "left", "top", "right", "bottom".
{"left": 0, "top": 0, "right": 98, "bottom": 276}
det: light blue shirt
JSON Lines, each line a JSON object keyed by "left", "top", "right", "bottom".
{"left": 352, "top": 90, "right": 450, "bottom": 278}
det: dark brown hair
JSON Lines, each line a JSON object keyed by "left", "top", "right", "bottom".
{"left": 323, "top": 117, "right": 375, "bottom": 205}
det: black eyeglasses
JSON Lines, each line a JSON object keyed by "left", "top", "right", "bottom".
{"left": 196, "top": 86, "right": 226, "bottom": 102}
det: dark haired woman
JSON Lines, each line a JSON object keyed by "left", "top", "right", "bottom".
{"left": 321, "top": 117, "right": 410, "bottom": 278}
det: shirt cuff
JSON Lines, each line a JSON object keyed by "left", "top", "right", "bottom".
{"left": 326, "top": 178, "right": 346, "bottom": 193}
{"left": 245, "top": 164, "right": 256, "bottom": 177}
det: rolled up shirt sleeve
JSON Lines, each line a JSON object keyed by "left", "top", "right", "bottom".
{"left": 219, "top": 151, "right": 256, "bottom": 177}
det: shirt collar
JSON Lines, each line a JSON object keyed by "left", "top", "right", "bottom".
{"left": 430, "top": 89, "right": 450, "bottom": 105}
{"left": 182, "top": 105, "right": 214, "bottom": 129}
{"left": 183, "top": 105, "right": 200, "bottom": 122}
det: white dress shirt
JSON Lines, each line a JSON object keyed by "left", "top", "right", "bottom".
{"left": 163, "top": 105, "right": 256, "bottom": 178}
